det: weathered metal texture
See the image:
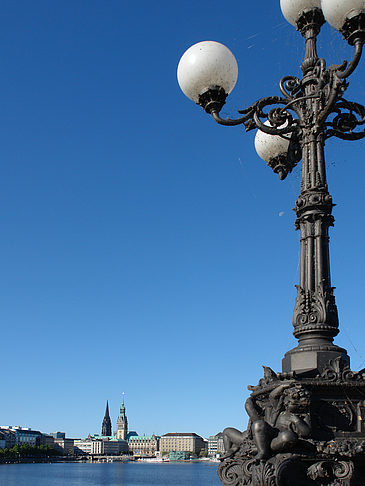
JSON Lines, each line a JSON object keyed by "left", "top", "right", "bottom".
{"left": 200, "top": 10, "right": 365, "bottom": 375}
{"left": 200, "top": 9, "right": 365, "bottom": 486}
{"left": 219, "top": 363, "right": 365, "bottom": 486}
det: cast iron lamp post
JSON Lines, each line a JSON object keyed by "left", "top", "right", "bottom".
{"left": 178, "top": 1, "right": 365, "bottom": 485}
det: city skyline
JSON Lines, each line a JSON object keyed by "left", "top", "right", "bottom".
{"left": 1, "top": 394, "right": 222, "bottom": 441}
{"left": 1, "top": 0, "right": 364, "bottom": 440}
{"left": 1, "top": 394, "right": 220, "bottom": 443}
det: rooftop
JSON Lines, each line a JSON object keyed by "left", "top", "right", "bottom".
{"left": 161, "top": 433, "right": 203, "bottom": 438}
{"left": 128, "top": 435, "right": 159, "bottom": 441}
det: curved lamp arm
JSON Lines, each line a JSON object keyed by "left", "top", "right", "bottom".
{"left": 336, "top": 39, "right": 364, "bottom": 79}
{"left": 318, "top": 39, "right": 364, "bottom": 125}
{"left": 210, "top": 109, "right": 253, "bottom": 127}
{"left": 209, "top": 96, "right": 300, "bottom": 137}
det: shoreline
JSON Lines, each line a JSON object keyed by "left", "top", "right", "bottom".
{"left": 0, "top": 456, "right": 220, "bottom": 465}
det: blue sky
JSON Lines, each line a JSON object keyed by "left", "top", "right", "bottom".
{"left": 0, "top": 0, "right": 364, "bottom": 440}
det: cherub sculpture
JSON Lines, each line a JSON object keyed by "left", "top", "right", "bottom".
{"left": 223, "top": 383, "right": 311, "bottom": 460}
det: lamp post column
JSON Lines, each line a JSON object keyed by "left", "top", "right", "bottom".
{"left": 283, "top": 127, "right": 350, "bottom": 373}
{"left": 283, "top": 19, "right": 350, "bottom": 373}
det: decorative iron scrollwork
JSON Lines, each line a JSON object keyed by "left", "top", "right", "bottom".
{"left": 279, "top": 75, "right": 303, "bottom": 100}
{"left": 320, "top": 356, "right": 365, "bottom": 383}
{"left": 325, "top": 99, "right": 365, "bottom": 140}
{"left": 307, "top": 460, "right": 354, "bottom": 482}
{"left": 209, "top": 95, "right": 299, "bottom": 136}
{"left": 218, "top": 457, "right": 246, "bottom": 486}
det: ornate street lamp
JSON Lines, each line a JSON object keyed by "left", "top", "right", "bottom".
{"left": 178, "top": 1, "right": 365, "bottom": 485}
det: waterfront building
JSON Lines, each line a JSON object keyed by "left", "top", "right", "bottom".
{"left": 0, "top": 426, "right": 42, "bottom": 447}
{"left": 0, "top": 429, "right": 16, "bottom": 448}
{"left": 15, "top": 428, "right": 42, "bottom": 446}
{"left": 208, "top": 432, "right": 224, "bottom": 457}
{"left": 160, "top": 433, "right": 206, "bottom": 455}
{"left": 53, "top": 438, "right": 74, "bottom": 455}
{"left": 102, "top": 401, "right": 112, "bottom": 437}
{"left": 207, "top": 432, "right": 225, "bottom": 457}
{"left": 41, "top": 434, "right": 56, "bottom": 447}
{"left": 74, "top": 438, "right": 94, "bottom": 455}
{"left": 169, "top": 451, "right": 190, "bottom": 460}
{"left": 49, "top": 432, "right": 66, "bottom": 439}
{"left": 100, "top": 436, "right": 128, "bottom": 455}
{"left": 0, "top": 427, "right": 74, "bottom": 453}
{"left": 127, "top": 434, "right": 160, "bottom": 456}
{"left": 116, "top": 393, "right": 128, "bottom": 440}
{"left": 74, "top": 436, "right": 128, "bottom": 456}
{"left": 0, "top": 430, "right": 11, "bottom": 449}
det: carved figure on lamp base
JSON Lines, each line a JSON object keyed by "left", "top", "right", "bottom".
{"left": 245, "top": 382, "right": 311, "bottom": 459}
{"left": 218, "top": 363, "right": 365, "bottom": 486}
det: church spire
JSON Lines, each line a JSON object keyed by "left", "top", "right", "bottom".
{"left": 102, "top": 400, "right": 112, "bottom": 437}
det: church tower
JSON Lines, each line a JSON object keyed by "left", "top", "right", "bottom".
{"left": 116, "top": 393, "right": 128, "bottom": 440}
{"left": 102, "top": 400, "right": 112, "bottom": 437}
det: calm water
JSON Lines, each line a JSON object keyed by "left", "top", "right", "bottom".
{"left": 0, "top": 462, "right": 221, "bottom": 486}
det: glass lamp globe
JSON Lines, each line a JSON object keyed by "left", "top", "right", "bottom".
{"left": 177, "top": 41, "right": 238, "bottom": 103}
{"left": 254, "top": 122, "right": 291, "bottom": 163}
{"left": 280, "top": 0, "right": 322, "bottom": 25}
{"left": 321, "top": 0, "right": 365, "bottom": 30}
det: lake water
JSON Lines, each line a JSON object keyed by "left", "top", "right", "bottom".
{"left": 0, "top": 462, "right": 221, "bottom": 486}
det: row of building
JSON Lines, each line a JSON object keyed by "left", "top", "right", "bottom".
{"left": 0, "top": 395, "right": 225, "bottom": 458}
{"left": 98, "top": 394, "right": 225, "bottom": 457}
{"left": 0, "top": 428, "right": 74, "bottom": 455}
{"left": 99, "top": 395, "right": 217, "bottom": 456}
{"left": 0, "top": 426, "right": 224, "bottom": 458}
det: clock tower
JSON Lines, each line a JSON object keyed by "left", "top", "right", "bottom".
{"left": 116, "top": 393, "right": 128, "bottom": 440}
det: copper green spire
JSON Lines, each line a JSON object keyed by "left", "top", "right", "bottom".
{"left": 116, "top": 392, "right": 128, "bottom": 440}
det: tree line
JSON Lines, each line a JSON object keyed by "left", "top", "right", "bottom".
{"left": 0, "top": 444, "right": 59, "bottom": 460}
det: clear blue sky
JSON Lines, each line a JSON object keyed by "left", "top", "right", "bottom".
{"left": 0, "top": 0, "right": 364, "bottom": 440}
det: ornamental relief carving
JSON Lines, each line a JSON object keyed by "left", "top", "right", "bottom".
{"left": 295, "top": 212, "right": 335, "bottom": 231}
{"left": 319, "top": 357, "right": 365, "bottom": 383}
{"left": 307, "top": 460, "right": 354, "bottom": 483}
{"left": 219, "top": 367, "right": 365, "bottom": 485}
{"left": 295, "top": 191, "right": 333, "bottom": 214}
{"left": 292, "top": 281, "right": 339, "bottom": 333}
{"left": 313, "top": 400, "right": 356, "bottom": 433}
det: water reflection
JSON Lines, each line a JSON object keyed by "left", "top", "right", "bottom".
{"left": 0, "top": 462, "right": 221, "bottom": 486}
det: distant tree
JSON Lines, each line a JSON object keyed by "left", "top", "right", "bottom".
{"left": 0, "top": 444, "right": 58, "bottom": 460}
{"left": 39, "top": 445, "right": 58, "bottom": 457}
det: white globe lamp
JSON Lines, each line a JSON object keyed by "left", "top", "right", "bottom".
{"left": 321, "top": 0, "right": 365, "bottom": 30}
{"left": 177, "top": 41, "right": 238, "bottom": 104}
{"left": 280, "top": 0, "right": 322, "bottom": 26}
{"left": 255, "top": 122, "right": 293, "bottom": 180}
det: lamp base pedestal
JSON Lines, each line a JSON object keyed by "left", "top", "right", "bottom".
{"left": 219, "top": 451, "right": 365, "bottom": 486}
{"left": 282, "top": 345, "right": 350, "bottom": 375}
{"left": 218, "top": 361, "right": 365, "bottom": 486}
